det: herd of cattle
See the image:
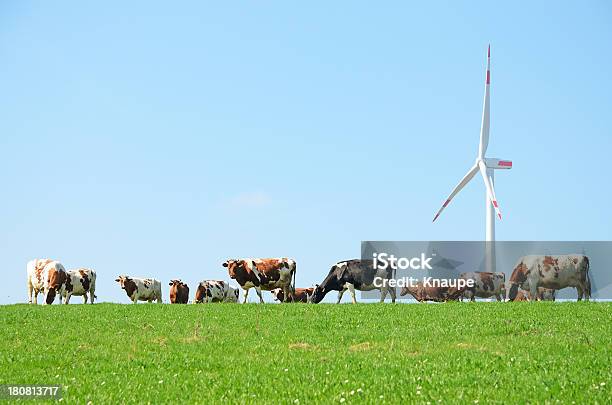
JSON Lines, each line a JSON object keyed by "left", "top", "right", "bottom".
{"left": 25, "top": 254, "right": 592, "bottom": 305}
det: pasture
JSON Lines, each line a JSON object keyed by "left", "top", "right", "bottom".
{"left": 0, "top": 303, "right": 610, "bottom": 403}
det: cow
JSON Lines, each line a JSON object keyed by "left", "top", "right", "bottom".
{"left": 63, "top": 268, "right": 97, "bottom": 304}
{"left": 400, "top": 282, "right": 464, "bottom": 302}
{"left": 223, "top": 258, "right": 296, "bottom": 303}
{"left": 459, "top": 271, "right": 505, "bottom": 301}
{"left": 194, "top": 280, "right": 235, "bottom": 303}
{"left": 310, "top": 259, "right": 396, "bottom": 304}
{"left": 169, "top": 279, "right": 189, "bottom": 304}
{"left": 507, "top": 255, "right": 591, "bottom": 301}
{"left": 26, "top": 258, "right": 55, "bottom": 304}
{"left": 42, "top": 261, "right": 68, "bottom": 305}
{"left": 271, "top": 287, "right": 314, "bottom": 303}
{"left": 115, "top": 275, "right": 162, "bottom": 303}
{"left": 512, "top": 287, "right": 556, "bottom": 302}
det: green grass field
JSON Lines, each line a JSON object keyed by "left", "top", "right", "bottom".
{"left": 0, "top": 303, "right": 610, "bottom": 404}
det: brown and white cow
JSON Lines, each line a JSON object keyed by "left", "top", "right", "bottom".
{"left": 513, "top": 287, "right": 556, "bottom": 302}
{"left": 169, "top": 279, "right": 190, "bottom": 304}
{"left": 115, "top": 275, "right": 162, "bottom": 303}
{"left": 507, "top": 255, "right": 591, "bottom": 301}
{"left": 459, "top": 271, "right": 505, "bottom": 301}
{"left": 223, "top": 258, "right": 296, "bottom": 303}
{"left": 271, "top": 287, "right": 314, "bottom": 303}
{"left": 26, "top": 258, "right": 55, "bottom": 304}
{"left": 42, "top": 261, "right": 68, "bottom": 305}
{"left": 63, "top": 268, "right": 97, "bottom": 304}
{"left": 400, "top": 282, "right": 464, "bottom": 302}
{"left": 194, "top": 280, "right": 235, "bottom": 303}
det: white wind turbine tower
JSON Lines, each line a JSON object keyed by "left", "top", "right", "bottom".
{"left": 432, "top": 45, "right": 512, "bottom": 273}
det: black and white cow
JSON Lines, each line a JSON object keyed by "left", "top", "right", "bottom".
{"left": 194, "top": 280, "right": 238, "bottom": 303}
{"left": 310, "top": 259, "right": 396, "bottom": 304}
{"left": 63, "top": 268, "right": 97, "bottom": 304}
{"left": 115, "top": 275, "right": 162, "bottom": 303}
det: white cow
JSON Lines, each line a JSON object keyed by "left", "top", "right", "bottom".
{"left": 115, "top": 275, "right": 162, "bottom": 303}
{"left": 27, "top": 259, "right": 67, "bottom": 305}
{"left": 27, "top": 259, "right": 54, "bottom": 304}
{"left": 507, "top": 255, "right": 591, "bottom": 301}
{"left": 63, "top": 268, "right": 97, "bottom": 304}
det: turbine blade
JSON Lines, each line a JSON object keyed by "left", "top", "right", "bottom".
{"left": 433, "top": 164, "right": 479, "bottom": 222}
{"left": 478, "top": 159, "right": 502, "bottom": 220}
{"left": 478, "top": 45, "right": 491, "bottom": 158}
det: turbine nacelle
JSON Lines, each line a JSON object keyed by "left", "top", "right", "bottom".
{"left": 483, "top": 158, "right": 512, "bottom": 170}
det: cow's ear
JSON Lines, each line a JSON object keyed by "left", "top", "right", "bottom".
{"left": 169, "top": 282, "right": 173, "bottom": 286}
{"left": 115, "top": 278, "right": 120, "bottom": 282}
{"left": 222, "top": 262, "right": 228, "bottom": 267}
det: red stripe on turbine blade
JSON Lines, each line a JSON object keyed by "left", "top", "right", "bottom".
{"left": 433, "top": 213, "right": 440, "bottom": 222}
{"left": 488, "top": 45, "right": 490, "bottom": 58}
{"left": 498, "top": 213, "right": 502, "bottom": 220}
{"left": 499, "top": 160, "right": 512, "bottom": 167}
{"left": 493, "top": 201, "right": 498, "bottom": 208}
{"left": 486, "top": 70, "right": 490, "bottom": 84}
{"left": 442, "top": 199, "right": 451, "bottom": 207}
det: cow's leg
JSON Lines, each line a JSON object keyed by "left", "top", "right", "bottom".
{"left": 336, "top": 289, "right": 345, "bottom": 304}
{"left": 82, "top": 294, "right": 87, "bottom": 304}
{"left": 390, "top": 286, "right": 396, "bottom": 303}
{"left": 576, "top": 286, "right": 584, "bottom": 301}
{"left": 379, "top": 286, "right": 388, "bottom": 303}
{"left": 529, "top": 285, "right": 538, "bottom": 302}
{"left": 27, "top": 281, "right": 34, "bottom": 304}
{"left": 254, "top": 287, "right": 264, "bottom": 303}
{"left": 242, "top": 288, "right": 250, "bottom": 304}
{"left": 347, "top": 283, "right": 357, "bottom": 304}
{"left": 33, "top": 290, "right": 39, "bottom": 305}
{"left": 282, "top": 285, "right": 292, "bottom": 303}
{"left": 90, "top": 291, "right": 95, "bottom": 304}
{"left": 65, "top": 293, "right": 72, "bottom": 304}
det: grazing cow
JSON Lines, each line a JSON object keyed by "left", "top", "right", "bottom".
{"left": 310, "top": 260, "right": 396, "bottom": 304}
{"left": 223, "top": 258, "right": 296, "bottom": 303}
{"left": 42, "top": 261, "right": 68, "bottom": 305}
{"left": 63, "top": 268, "right": 97, "bottom": 304}
{"left": 459, "top": 271, "right": 505, "bottom": 301}
{"left": 26, "top": 258, "right": 55, "bottom": 304}
{"left": 507, "top": 255, "right": 591, "bottom": 301}
{"left": 115, "top": 275, "right": 162, "bottom": 303}
{"left": 400, "top": 282, "right": 464, "bottom": 302}
{"left": 194, "top": 280, "right": 237, "bottom": 303}
{"left": 271, "top": 287, "right": 314, "bottom": 303}
{"left": 169, "top": 280, "right": 190, "bottom": 304}
{"left": 513, "top": 287, "right": 556, "bottom": 302}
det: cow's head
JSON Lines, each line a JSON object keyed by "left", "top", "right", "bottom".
{"left": 270, "top": 288, "right": 284, "bottom": 302}
{"left": 45, "top": 266, "right": 66, "bottom": 304}
{"left": 223, "top": 259, "right": 250, "bottom": 279}
{"left": 507, "top": 261, "right": 529, "bottom": 301}
{"left": 169, "top": 279, "right": 183, "bottom": 287}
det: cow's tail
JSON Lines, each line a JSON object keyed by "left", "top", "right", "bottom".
{"left": 584, "top": 256, "right": 592, "bottom": 298}
{"left": 291, "top": 261, "right": 296, "bottom": 301}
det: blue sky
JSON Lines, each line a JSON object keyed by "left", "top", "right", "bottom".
{"left": 1, "top": 1, "right": 610, "bottom": 303}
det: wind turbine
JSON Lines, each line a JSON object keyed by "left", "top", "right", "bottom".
{"left": 432, "top": 45, "right": 512, "bottom": 273}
